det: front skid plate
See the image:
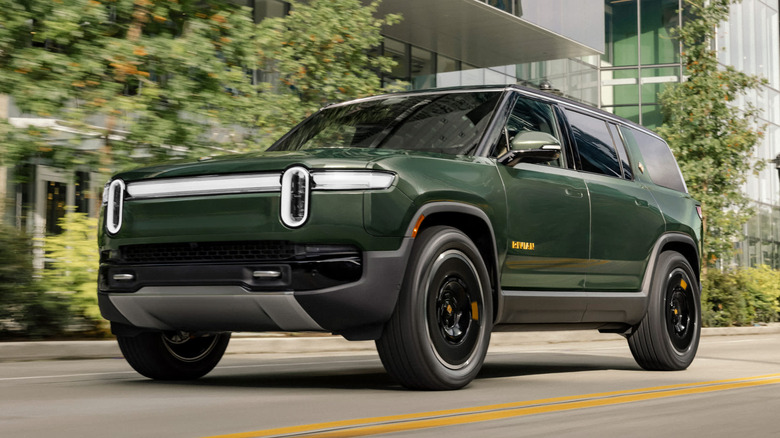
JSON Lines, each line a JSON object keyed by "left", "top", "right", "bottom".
{"left": 108, "top": 286, "right": 324, "bottom": 332}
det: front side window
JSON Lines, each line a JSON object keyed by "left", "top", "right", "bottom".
{"left": 271, "top": 91, "right": 502, "bottom": 155}
{"left": 564, "top": 109, "right": 622, "bottom": 178}
{"left": 494, "top": 95, "right": 562, "bottom": 167}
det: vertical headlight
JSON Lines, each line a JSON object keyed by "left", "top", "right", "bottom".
{"left": 105, "top": 179, "right": 126, "bottom": 235}
{"left": 280, "top": 167, "right": 311, "bottom": 228}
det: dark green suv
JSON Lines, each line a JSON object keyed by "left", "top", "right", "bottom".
{"left": 99, "top": 85, "right": 702, "bottom": 390}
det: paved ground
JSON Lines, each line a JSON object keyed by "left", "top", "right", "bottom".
{"left": 1, "top": 324, "right": 778, "bottom": 362}
{"left": 1, "top": 329, "right": 778, "bottom": 438}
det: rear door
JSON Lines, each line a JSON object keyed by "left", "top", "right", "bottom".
{"left": 562, "top": 108, "right": 665, "bottom": 291}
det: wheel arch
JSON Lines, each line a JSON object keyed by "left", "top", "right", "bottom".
{"left": 656, "top": 233, "right": 701, "bottom": 289}
{"left": 405, "top": 202, "right": 501, "bottom": 323}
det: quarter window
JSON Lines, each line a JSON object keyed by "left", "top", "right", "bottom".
{"left": 564, "top": 109, "right": 622, "bottom": 178}
{"left": 620, "top": 126, "right": 687, "bottom": 193}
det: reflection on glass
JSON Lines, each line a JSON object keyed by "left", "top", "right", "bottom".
{"left": 271, "top": 92, "right": 502, "bottom": 155}
{"left": 384, "top": 38, "right": 408, "bottom": 81}
{"left": 411, "top": 47, "right": 435, "bottom": 89}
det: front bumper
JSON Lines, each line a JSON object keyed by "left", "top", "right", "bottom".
{"left": 98, "top": 238, "right": 413, "bottom": 340}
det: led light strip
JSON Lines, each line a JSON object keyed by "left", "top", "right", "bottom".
{"left": 126, "top": 174, "right": 281, "bottom": 199}
{"left": 312, "top": 171, "right": 395, "bottom": 190}
{"left": 124, "top": 171, "right": 395, "bottom": 200}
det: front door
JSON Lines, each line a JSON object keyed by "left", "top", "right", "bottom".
{"left": 496, "top": 95, "right": 590, "bottom": 291}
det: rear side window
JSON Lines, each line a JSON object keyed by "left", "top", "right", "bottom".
{"left": 619, "top": 126, "right": 687, "bottom": 193}
{"left": 563, "top": 109, "right": 622, "bottom": 178}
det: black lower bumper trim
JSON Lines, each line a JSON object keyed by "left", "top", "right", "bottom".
{"left": 99, "top": 257, "right": 361, "bottom": 293}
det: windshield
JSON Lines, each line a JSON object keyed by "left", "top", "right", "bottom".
{"left": 270, "top": 91, "right": 502, "bottom": 155}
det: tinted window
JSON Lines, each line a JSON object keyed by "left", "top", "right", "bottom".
{"left": 608, "top": 123, "right": 633, "bottom": 180}
{"left": 619, "top": 126, "right": 687, "bottom": 193}
{"left": 495, "top": 96, "right": 562, "bottom": 167}
{"left": 271, "top": 92, "right": 501, "bottom": 155}
{"left": 564, "top": 109, "right": 622, "bottom": 178}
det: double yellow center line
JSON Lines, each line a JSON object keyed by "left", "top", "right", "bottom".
{"left": 204, "top": 373, "right": 780, "bottom": 438}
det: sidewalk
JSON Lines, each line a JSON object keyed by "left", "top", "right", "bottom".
{"left": 1, "top": 324, "right": 778, "bottom": 362}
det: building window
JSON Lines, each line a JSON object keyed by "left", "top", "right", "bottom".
{"left": 603, "top": 0, "right": 639, "bottom": 67}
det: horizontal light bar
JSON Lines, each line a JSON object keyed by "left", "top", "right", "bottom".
{"left": 312, "top": 171, "right": 395, "bottom": 190}
{"left": 126, "top": 174, "right": 281, "bottom": 199}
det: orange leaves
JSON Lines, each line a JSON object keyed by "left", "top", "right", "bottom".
{"left": 109, "top": 61, "right": 149, "bottom": 79}
{"left": 210, "top": 14, "right": 227, "bottom": 24}
{"left": 133, "top": 46, "right": 148, "bottom": 56}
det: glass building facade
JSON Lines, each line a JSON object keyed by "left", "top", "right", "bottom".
{"left": 718, "top": 0, "right": 780, "bottom": 268}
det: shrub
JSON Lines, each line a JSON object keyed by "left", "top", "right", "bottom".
{"left": 40, "top": 211, "right": 107, "bottom": 336}
{"left": 0, "top": 224, "right": 69, "bottom": 339}
{"left": 702, "top": 266, "right": 780, "bottom": 327}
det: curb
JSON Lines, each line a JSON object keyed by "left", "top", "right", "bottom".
{"left": 1, "top": 324, "right": 778, "bottom": 362}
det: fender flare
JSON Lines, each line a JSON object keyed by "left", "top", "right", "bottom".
{"left": 403, "top": 201, "right": 504, "bottom": 320}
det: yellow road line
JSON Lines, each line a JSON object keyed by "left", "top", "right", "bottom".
{"left": 203, "top": 374, "right": 780, "bottom": 438}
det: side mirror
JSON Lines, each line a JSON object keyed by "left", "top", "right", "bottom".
{"left": 497, "top": 131, "right": 561, "bottom": 166}
{"left": 509, "top": 131, "right": 561, "bottom": 151}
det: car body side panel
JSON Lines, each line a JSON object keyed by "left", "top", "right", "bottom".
{"left": 584, "top": 173, "right": 666, "bottom": 291}
{"left": 497, "top": 163, "right": 590, "bottom": 291}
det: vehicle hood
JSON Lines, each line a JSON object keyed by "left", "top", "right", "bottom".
{"left": 113, "top": 148, "right": 424, "bottom": 182}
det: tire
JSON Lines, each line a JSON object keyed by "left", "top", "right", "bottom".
{"left": 376, "top": 226, "right": 493, "bottom": 390}
{"left": 117, "top": 331, "right": 230, "bottom": 380}
{"left": 628, "top": 251, "right": 700, "bottom": 370}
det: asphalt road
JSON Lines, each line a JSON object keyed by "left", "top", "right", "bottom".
{"left": 1, "top": 332, "right": 778, "bottom": 438}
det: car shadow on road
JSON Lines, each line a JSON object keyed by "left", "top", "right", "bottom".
{"left": 478, "top": 352, "right": 641, "bottom": 380}
{"left": 116, "top": 352, "right": 641, "bottom": 391}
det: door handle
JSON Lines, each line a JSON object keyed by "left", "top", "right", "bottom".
{"left": 564, "top": 188, "right": 584, "bottom": 198}
{"left": 635, "top": 198, "right": 649, "bottom": 207}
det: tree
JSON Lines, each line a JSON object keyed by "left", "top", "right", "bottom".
{"left": 251, "top": 0, "right": 402, "bottom": 146}
{"left": 0, "top": 0, "right": 260, "bottom": 169}
{"left": 0, "top": 0, "right": 402, "bottom": 167}
{"left": 656, "top": 0, "right": 766, "bottom": 269}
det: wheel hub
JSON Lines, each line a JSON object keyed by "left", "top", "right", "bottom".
{"left": 436, "top": 278, "right": 471, "bottom": 344}
{"left": 665, "top": 271, "right": 696, "bottom": 352}
{"left": 669, "top": 290, "right": 689, "bottom": 335}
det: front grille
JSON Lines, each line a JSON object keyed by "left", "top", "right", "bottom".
{"left": 121, "top": 241, "right": 297, "bottom": 264}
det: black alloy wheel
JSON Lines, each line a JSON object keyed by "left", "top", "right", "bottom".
{"left": 376, "top": 226, "right": 492, "bottom": 390}
{"left": 628, "top": 251, "right": 700, "bottom": 371}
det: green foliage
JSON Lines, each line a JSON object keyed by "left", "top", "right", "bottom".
{"left": 656, "top": 0, "right": 767, "bottom": 267}
{"left": 0, "top": 0, "right": 260, "bottom": 168}
{"left": 702, "top": 266, "right": 780, "bottom": 326}
{"left": 0, "top": 0, "right": 402, "bottom": 165}
{"left": 0, "top": 224, "right": 70, "bottom": 339}
{"left": 251, "top": 0, "right": 403, "bottom": 146}
{"left": 39, "top": 211, "right": 106, "bottom": 335}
